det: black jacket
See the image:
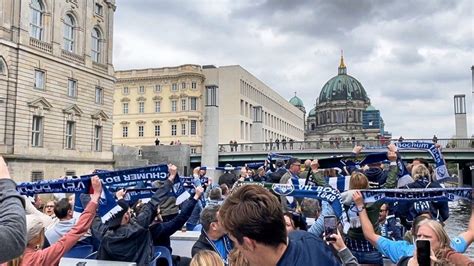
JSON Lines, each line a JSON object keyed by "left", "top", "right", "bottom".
{"left": 92, "top": 180, "right": 172, "bottom": 266}
{"left": 218, "top": 172, "right": 237, "bottom": 188}
{"left": 151, "top": 198, "right": 198, "bottom": 253}
{"left": 266, "top": 168, "right": 287, "bottom": 183}
{"left": 397, "top": 177, "right": 449, "bottom": 229}
{"left": 191, "top": 230, "right": 233, "bottom": 264}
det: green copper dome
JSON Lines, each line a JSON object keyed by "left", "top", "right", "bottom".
{"left": 308, "top": 107, "right": 316, "bottom": 116}
{"left": 318, "top": 56, "right": 369, "bottom": 104}
{"left": 289, "top": 94, "right": 304, "bottom": 107}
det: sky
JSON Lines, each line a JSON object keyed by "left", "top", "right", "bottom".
{"left": 113, "top": 0, "right": 473, "bottom": 139}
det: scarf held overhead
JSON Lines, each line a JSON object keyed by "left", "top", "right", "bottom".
{"left": 17, "top": 165, "right": 169, "bottom": 222}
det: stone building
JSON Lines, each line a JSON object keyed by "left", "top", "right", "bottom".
{"left": 113, "top": 65, "right": 205, "bottom": 151}
{"left": 0, "top": 0, "right": 116, "bottom": 181}
{"left": 305, "top": 55, "right": 389, "bottom": 141}
{"left": 113, "top": 64, "right": 305, "bottom": 152}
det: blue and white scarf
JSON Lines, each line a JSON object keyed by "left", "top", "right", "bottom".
{"left": 17, "top": 165, "right": 169, "bottom": 222}
{"left": 396, "top": 141, "right": 449, "bottom": 181}
{"left": 360, "top": 187, "right": 472, "bottom": 203}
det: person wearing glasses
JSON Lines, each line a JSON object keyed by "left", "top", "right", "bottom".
{"left": 279, "top": 158, "right": 302, "bottom": 211}
{"left": 43, "top": 200, "right": 56, "bottom": 217}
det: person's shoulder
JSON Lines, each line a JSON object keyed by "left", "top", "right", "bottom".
{"left": 284, "top": 231, "right": 340, "bottom": 265}
{"left": 288, "top": 230, "right": 325, "bottom": 245}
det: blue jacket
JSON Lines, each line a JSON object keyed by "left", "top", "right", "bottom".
{"left": 277, "top": 230, "right": 341, "bottom": 266}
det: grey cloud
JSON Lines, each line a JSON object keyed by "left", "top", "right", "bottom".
{"left": 114, "top": 0, "right": 473, "bottom": 138}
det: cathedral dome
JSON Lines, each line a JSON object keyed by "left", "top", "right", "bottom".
{"left": 308, "top": 107, "right": 316, "bottom": 116}
{"left": 318, "top": 56, "right": 369, "bottom": 104}
{"left": 289, "top": 94, "right": 304, "bottom": 107}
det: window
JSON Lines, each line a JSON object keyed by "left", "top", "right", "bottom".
{"left": 154, "top": 85, "right": 161, "bottom": 92}
{"left": 181, "top": 99, "right": 186, "bottom": 111}
{"left": 181, "top": 82, "right": 186, "bottom": 89}
{"left": 154, "top": 125, "right": 160, "bottom": 136}
{"left": 63, "top": 14, "right": 75, "bottom": 52}
{"left": 171, "top": 100, "right": 177, "bottom": 112}
{"left": 30, "top": 0, "right": 43, "bottom": 40}
{"left": 138, "top": 125, "right": 144, "bottom": 137}
{"left": 155, "top": 101, "right": 161, "bottom": 113}
{"left": 34, "top": 69, "right": 45, "bottom": 90}
{"left": 138, "top": 102, "right": 145, "bottom": 113}
{"left": 190, "top": 120, "right": 197, "bottom": 135}
{"left": 122, "top": 126, "right": 128, "bottom": 137}
{"left": 190, "top": 97, "right": 197, "bottom": 111}
{"left": 0, "top": 59, "right": 4, "bottom": 75}
{"left": 123, "top": 87, "right": 129, "bottom": 94}
{"left": 95, "top": 87, "right": 103, "bottom": 104}
{"left": 65, "top": 121, "right": 75, "bottom": 149}
{"left": 67, "top": 79, "right": 77, "bottom": 97}
{"left": 94, "top": 3, "right": 103, "bottom": 16}
{"left": 171, "top": 124, "right": 177, "bottom": 136}
{"left": 93, "top": 126, "right": 102, "bottom": 151}
{"left": 139, "top": 86, "right": 145, "bottom": 94}
{"left": 191, "top": 82, "right": 197, "bottom": 89}
{"left": 171, "top": 83, "right": 178, "bottom": 91}
{"left": 65, "top": 171, "right": 76, "bottom": 177}
{"left": 31, "top": 115, "right": 43, "bottom": 147}
{"left": 31, "top": 171, "right": 44, "bottom": 182}
{"left": 91, "top": 28, "right": 101, "bottom": 63}
{"left": 122, "top": 103, "right": 128, "bottom": 114}
{"left": 181, "top": 123, "right": 186, "bottom": 135}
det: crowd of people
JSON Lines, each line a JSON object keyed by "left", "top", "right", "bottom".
{"left": 0, "top": 141, "right": 473, "bottom": 266}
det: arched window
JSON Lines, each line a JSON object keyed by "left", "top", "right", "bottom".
{"left": 91, "top": 28, "right": 101, "bottom": 62}
{"left": 0, "top": 58, "right": 5, "bottom": 75}
{"left": 63, "top": 14, "right": 75, "bottom": 52}
{"left": 30, "top": 0, "right": 44, "bottom": 40}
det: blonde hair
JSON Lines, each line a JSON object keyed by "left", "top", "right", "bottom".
{"left": 349, "top": 172, "right": 369, "bottom": 189}
{"left": 228, "top": 249, "right": 250, "bottom": 266}
{"left": 416, "top": 219, "right": 452, "bottom": 261}
{"left": 190, "top": 250, "right": 224, "bottom": 266}
{"left": 411, "top": 164, "right": 431, "bottom": 181}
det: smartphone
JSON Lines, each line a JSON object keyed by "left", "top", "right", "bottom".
{"left": 324, "top": 215, "right": 337, "bottom": 241}
{"left": 416, "top": 239, "right": 431, "bottom": 266}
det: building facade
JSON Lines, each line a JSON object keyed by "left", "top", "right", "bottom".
{"left": 113, "top": 65, "right": 305, "bottom": 151}
{"left": 113, "top": 65, "right": 206, "bottom": 150}
{"left": 306, "top": 56, "right": 389, "bottom": 141}
{"left": 0, "top": 0, "right": 116, "bottom": 182}
{"left": 203, "top": 65, "right": 305, "bottom": 146}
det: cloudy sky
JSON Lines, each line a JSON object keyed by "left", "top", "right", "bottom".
{"left": 113, "top": 0, "right": 473, "bottom": 139}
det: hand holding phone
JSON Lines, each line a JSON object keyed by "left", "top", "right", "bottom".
{"left": 324, "top": 215, "right": 337, "bottom": 242}
{"left": 416, "top": 239, "right": 431, "bottom": 266}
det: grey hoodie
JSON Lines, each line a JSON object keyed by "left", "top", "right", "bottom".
{"left": 0, "top": 179, "right": 27, "bottom": 263}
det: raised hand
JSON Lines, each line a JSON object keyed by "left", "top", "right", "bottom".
{"left": 352, "top": 190, "right": 364, "bottom": 209}
{"left": 387, "top": 151, "right": 397, "bottom": 161}
{"left": 90, "top": 176, "right": 103, "bottom": 201}
{"left": 352, "top": 145, "right": 363, "bottom": 154}
{"left": 387, "top": 143, "right": 398, "bottom": 153}
{"left": 194, "top": 186, "right": 204, "bottom": 200}
{"left": 0, "top": 156, "right": 11, "bottom": 179}
{"left": 116, "top": 189, "right": 126, "bottom": 200}
{"left": 168, "top": 164, "right": 177, "bottom": 182}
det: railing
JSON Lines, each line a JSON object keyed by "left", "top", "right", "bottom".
{"left": 29, "top": 37, "right": 52, "bottom": 53}
{"left": 206, "top": 138, "right": 474, "bottom": 153}
{"left": 61, "top": 49, "right": 85, "bottom": 63}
